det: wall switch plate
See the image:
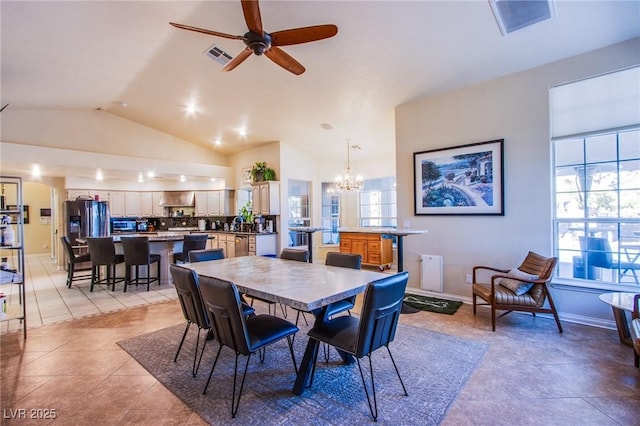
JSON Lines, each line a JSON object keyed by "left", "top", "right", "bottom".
{"left": 465, "top": 274, "right": 472, "bottom": 284}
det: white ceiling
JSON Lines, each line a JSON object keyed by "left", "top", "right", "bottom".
{"left": 1, "top": 1, "right": 639, "bottom": 180}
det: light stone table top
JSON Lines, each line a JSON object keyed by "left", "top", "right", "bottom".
{"left": 338, "top": 227, "right": 428, "bottom": 236}
{"left": 185, "top": 256, "right": 389, "bottom": 312}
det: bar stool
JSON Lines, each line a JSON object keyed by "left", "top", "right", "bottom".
{"left": 121, "top": 236, "right": 161, "bottom": 291}
{"left": 173, "top": 234, "right": 208, "bottom": 264}
{"left": 86, "top": 237, "right": 125, "bottom": 291}
{"left": 60, "top": 236, "right": 91, "bottom": 288}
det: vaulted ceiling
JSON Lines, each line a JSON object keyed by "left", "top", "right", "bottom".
{"left": 2, "top": 1, "right": 639, "bottom": 179}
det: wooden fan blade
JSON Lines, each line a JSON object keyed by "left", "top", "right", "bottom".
{"left": 241, "top": 0, "right": 263, "bottom": 35}
{"left": 222, "top": 48, "right": 253, "bottom": 72}
{"left": 271, "top": 24, "right": 338, "bottom": 46}
{"left": 264, "top": 47, "right": 305, "bottom": 75}
{"left": 169, "top": 22, "right": 244, "bottom": 41}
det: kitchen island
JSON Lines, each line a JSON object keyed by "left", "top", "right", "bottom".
{"left": 338, "top": 227, "right": 428, "bottom": 272}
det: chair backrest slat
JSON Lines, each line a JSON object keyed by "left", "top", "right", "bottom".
{"left": 121, "top": 236, "right": 151, "bottom": 265}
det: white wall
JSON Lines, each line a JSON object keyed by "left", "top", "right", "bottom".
{"left": 2, "top": 109, "right": 229, "bottom": 166}
{"left": 395, "top": 37, "right": 640, "bottom": 325}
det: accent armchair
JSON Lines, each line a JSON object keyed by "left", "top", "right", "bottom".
{"left": 472, "top": 251, "right": 562, "bottom": 332}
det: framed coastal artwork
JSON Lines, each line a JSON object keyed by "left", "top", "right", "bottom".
{"left": 413, "top": 139, "right": 504, "bottom": 215}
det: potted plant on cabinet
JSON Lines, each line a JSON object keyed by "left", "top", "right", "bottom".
{"left": 250, "top": 162, "right": 276, "bottom": 182}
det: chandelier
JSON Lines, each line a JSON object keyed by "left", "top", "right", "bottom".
{"left": 334, "top": 139, "right": 363, "bottom": 192}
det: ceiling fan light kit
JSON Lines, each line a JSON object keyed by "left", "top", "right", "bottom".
{"left": 171, "top": 0, "right": 337, "bottom": 75}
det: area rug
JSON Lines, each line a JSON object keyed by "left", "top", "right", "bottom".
{"left": 402, "top": 294, "right": 463, "bottom": 315}
{"left": 117, "top": 321, "right": 486, "bottom": 425}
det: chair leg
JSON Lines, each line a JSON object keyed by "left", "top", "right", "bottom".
{"left": 545, "top": 291, "right": 563, "bottom": 333}
{"left": 286, "top": 335, "right": 298, "bottom": 375}
{"left": 66, "top": 263, "right": 74, "bottom": 288}
{"left": 124, "top": 264, "right": 130, "bottom": 292}
{"left": 192, "top": 327, "right": 207, "bottom": 377}
{"left": 356, "top": 356, "right": 379, "bottom": 422}
{"left": 229, "top": 353, "right": 251, "bottom": 418}
{"left": 203, "top": 344, "right": 224, "bottom": 395}
{"left": 174, "top": 322, "right": 191, "bottom": 363}
{"left": 386, "top": 346, "right": 408, "bottom": 396}
{"left": 472, "top": 293, "right": 477, "bottom": 315}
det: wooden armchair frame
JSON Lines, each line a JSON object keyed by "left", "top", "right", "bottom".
{"left": 472, "top": 251, "right": 562, "bottom": 332}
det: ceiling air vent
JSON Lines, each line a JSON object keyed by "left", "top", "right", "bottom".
{"left": 490, "top": 0, "right": 555, "bottom": 36}
{"left": 204, "top": 44, "right": 233, "bottom": 66}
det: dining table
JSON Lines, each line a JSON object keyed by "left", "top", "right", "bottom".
{"left": 183, "top": 255, "right": 389, "bottom": 395}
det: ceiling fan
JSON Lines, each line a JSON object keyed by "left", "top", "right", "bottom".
{"left": 170, "top": 0, "right": 338, "bottom": 75}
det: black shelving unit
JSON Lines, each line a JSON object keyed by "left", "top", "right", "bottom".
{"left": 1, "top": 176, "right": 27, "bottom": 339}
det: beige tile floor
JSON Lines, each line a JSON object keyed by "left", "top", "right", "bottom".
{"left": 1, "top": 254, "right": 639, "bottom": 425}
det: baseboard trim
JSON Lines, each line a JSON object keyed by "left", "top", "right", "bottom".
{"left": 404, "top": 288, "right": 617, "bottom": 330}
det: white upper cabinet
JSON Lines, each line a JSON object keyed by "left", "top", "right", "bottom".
{"left": 195, "top": 190, "right": 234, "bottom": 216}
{"left": 124, "top": 192, "right": 141, "bottom": 217}
{"left": 251, "top": 181, "right": 280, "bottom": 215}
{"left": 109, "top": 191, "right": 125, "bottom": 217}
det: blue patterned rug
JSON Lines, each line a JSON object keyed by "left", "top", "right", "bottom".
{"left": 118, "top": 321, "right": 486, "bottom": 425}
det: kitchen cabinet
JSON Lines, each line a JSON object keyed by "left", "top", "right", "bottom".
{"left": 249, "top": 234, "right": 277, "bottom": 256}
{"left": 109, "top": 191, "right": 125, "bottom": 217}
{"left": 251, "top": 181, "right": 280, "bottom": 215}
{"left": 151, "top": 192, "right": 164, "bottom": 217}
{"left": 140, "top": 192, "right": 164, "bottom": 217}
{"left": 339, "top": 232, "right": 393, "bottom": 269}
{"left": 217, "top": 234, "right": 235, "bottom": 258}
{"left": 195, "top": 190, "right": 234, "bottom": 216}
{"left": 124, "top": 192, "right": 141, "bottom": 217}
{"left": 206, "top": 233, "right": 218, "bottom": 249}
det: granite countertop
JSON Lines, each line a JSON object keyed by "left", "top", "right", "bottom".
{"left": 338, "top": 227, "right": 428, "bottom": 236}
{"left": 288, "top": 227, "right": 323, "bottom": 232}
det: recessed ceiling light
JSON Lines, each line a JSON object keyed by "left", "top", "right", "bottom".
{"left": 137, "top": 173, "right": 144, "bottom": 183}
{"left": 210, "top": 178, "right": 217, "bottom": 182}
{"left": 185, "top": 103, "right": 197, "bottom": 115}
{"left": 238, "top": 127, "right": 247, "bottom": 138}
{"left": 179, "top": 175, "right": 186, "bottom": 182}
{"left": 147, "top": 171, "right": 155, "bottom": 178}
{"left": 31, "top": 164, "right": 41, "bottom": 178}
{"left": 95, "top": 169, "right": 104, "bottom": 181}
{"left": 213, "top": 139, "right": 222, "bottom": 146}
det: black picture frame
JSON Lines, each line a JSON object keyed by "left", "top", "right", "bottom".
{"left": 413, "top": 139, "right": 504, "bottom": 216}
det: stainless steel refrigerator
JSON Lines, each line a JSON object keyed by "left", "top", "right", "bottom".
{"left": 64, "top": 200, "right": 110, "bottom": 245}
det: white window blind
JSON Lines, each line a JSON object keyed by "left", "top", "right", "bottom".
{"left": 550, "top": 66, "right": 640, "bottom": 139}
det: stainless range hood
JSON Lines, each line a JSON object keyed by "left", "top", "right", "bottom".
{"left": 159, "top": 191, "right": 195, "bottom": 207}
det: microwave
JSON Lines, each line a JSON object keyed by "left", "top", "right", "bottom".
{"left": 111, "top": 219, "right": 136, "bottom": 233}
{"left": 136, "top": 220, "right": 148, "bottom": 232}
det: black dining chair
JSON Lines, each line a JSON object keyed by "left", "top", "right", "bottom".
{"left": 169, "top": 264, "right": 211, "bottom": 377}
{"left": 187, "top": 248, "right": 255, "bottom": 318}
{"left": 86, "top": 237, "right": 125, "bottom": 291}
{"left": 198, "top": 275, "right": 299, "bottom": 418}
{"left": 60, "top": 236, "right": 91, "bottom": 288}
{"left": 294, "top": 252, "right": 362, "bottom": 326}
{"left": 307, "top": 271, "right": 409, "bottom": 422}
{"left": 322, "top": 252, "right": 362, "bottom": 317}
{"left": 121, "top": 236, "right": 161, "bottom": 291}
{"left": 249, "top": 248, "right": 310, "bottom": 317}
{"left": 174, "top": 234, "right": 208, "bottom": 264}
{"left": 188, "top": 248, "right": 224, "bottom": 263}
